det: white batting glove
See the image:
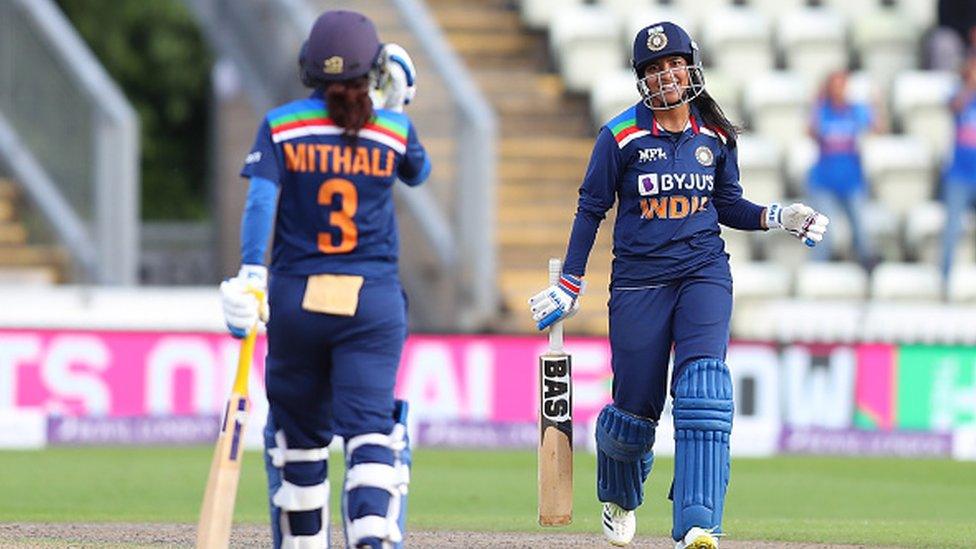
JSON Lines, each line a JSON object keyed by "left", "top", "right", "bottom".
{"left": 528, "top": 273, "right": 584, "bottom": 330}
{"left": 370, "top": 43, "right": 416, "bottom": 112}
{"left": 219, "top": 264, "right": 269, "bottom": 339}
{"left": 766, "top": 202, "right": 829, "bottom": 247}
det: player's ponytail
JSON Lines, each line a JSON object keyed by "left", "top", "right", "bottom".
{"left": 692, "top": 90, "right": 739, "bottom": 148}
{"left": 325, "top": 76, "right": 373, "bottom": 138}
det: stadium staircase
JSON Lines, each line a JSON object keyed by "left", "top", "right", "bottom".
{"left": 426, "top": 0, "right": 614, "bottom": 334}
{"left": 0, "top": 178, "right": 64, "bottom": 284}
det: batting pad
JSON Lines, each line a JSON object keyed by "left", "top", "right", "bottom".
{"left": 595, "top": 404, "right": 657, "bottom": 511}
{"left": 670, "top": 358, "right": 733, "bottom": 541}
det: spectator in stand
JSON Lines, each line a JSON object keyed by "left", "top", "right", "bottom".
{"left": 940, "top": 55, "right": 976, "bottom": 284}
{"left": 806, "top": 70, "right": 879, "bottom": 269}
{"left": 926, "top": 0, "right": 976, "bottom": 70}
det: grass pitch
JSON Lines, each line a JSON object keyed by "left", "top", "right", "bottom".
{"left": 2, "top": 447, "right": 974, "bottom": 548}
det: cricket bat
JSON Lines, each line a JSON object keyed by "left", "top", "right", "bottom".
{"left": 538, "top": 258, "right": 573, "bottom": 526}
{"left": 196, "top": 315, "right": 259, "bottom": 549}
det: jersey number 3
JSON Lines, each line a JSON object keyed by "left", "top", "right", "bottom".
{"left": 318, "top": 178, "right": 358, "bottom": 254}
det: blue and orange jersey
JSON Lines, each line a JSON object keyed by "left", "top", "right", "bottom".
{"left": 241, "top": 92, "right": 430, "bottom": 279}
{"left": 947, "top": 93, "right": 976, "bottom": 184}
{"left": 809, "top": 99, "right": 873, "bottom": 192}
{"left": 563, "top": 101, "right": 763, "bottom": 287}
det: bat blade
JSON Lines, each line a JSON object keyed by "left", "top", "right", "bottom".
{"left": 196, "top": 393, "right": 250, "bottom": 549}
{"left": 538, "top": 352, "right": 573, "bottom": 526}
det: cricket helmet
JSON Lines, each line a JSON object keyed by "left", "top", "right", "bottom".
{"left": 631, "top": 21, "right": 705, "bottom": 110}
{"left": 299, "top": 10, "right": 381, "bottom": 86}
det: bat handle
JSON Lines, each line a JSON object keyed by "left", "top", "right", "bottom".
{"left": 548, "top": 258, "right": 564, "bottom": 352}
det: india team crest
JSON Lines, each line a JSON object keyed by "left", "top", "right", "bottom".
{"left": 647, "top": 28, "right": 668, "bottom": 52}
{"left": 695, "top": 146, "right": 714, "bottom": 166}
{"left": 323, "top": 56, "right": 344, "bottom": 74}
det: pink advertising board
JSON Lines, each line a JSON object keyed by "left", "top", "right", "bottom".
{"left": 0, "top": 330, "right": 614, "bottom": 426}
{"left": 0, "top": 328, "right": 905, "bottom": 434}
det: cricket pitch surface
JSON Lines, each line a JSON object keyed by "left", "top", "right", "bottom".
{"left": 0, "top": 523, "right": 904, "bottom": 548}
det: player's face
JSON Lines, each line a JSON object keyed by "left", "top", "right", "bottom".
{"left": 643, "top": 56, "right": 689, "bottom": 107}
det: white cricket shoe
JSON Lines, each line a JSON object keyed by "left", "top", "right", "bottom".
{"left": 674, "top": 526, "right": 719, "bottom": 549}
{"left": 601, "top": 502, "right": 636, "bottom": 546}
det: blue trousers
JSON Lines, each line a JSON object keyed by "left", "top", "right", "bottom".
{"left": 940, "top": 181, "right": 976, "bottom": 280}
{"left": 807, "top": 187, "right": 873, "bottom": 265}
{"left": 608, "top": 258, "right": 733, "bottom": 420}
{"left": 265, "top": 274, "right": 407, "bottom": 443}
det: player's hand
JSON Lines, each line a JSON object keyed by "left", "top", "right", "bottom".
{"left": 766, "top": 202, "right": 829, "bottom": 247}
{"left": 219, "top": 264, "right": 269, "bottom": 339}
{"left": 370, "top": 43, "right": 416, "bottom": 112}
{"left": 528, "top": 273, "right": 584, "bottom": 331}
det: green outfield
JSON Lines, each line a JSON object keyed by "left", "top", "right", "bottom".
{"left": 3, "top": 447, "right": 974, "bottom": 548}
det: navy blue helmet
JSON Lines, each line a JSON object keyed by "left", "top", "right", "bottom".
{"left": 299, "top": 10, "right": 381, "bottom": 86}
{"left": 631, "top": 22, "right": 705, "bottom": 110}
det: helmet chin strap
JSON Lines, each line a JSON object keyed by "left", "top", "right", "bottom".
{"left": 636, "top": 65, "right": 705, "bottom": 111}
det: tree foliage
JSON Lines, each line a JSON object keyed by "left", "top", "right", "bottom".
{"left": 56, "top": 0, "right": 213, "bottom": 220}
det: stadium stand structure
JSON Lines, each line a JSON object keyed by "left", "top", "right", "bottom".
{"left": 427, "top": 0, "right": 615, "bottom": 334}
{"left": 0, "top": 177, "right": 64, "bottom": 284}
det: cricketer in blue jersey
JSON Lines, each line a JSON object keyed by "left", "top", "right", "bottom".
{"left": 528, "top": 22, "right": 829, "bottom": 549}
{"left": 219, "top": 10, "right": 427, "bottom": 549}
{"left": 807, "top": 70, "right": 877, "bottom": 267}
{"left": 942, "top": 55, "right": 976, "bottom": 281}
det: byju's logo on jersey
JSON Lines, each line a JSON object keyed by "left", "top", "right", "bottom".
{"left": 638, "top": 147, "right": 667, "bottom": 163}
{"left": 638, "top": 173, "right": 659, "bottom": 196}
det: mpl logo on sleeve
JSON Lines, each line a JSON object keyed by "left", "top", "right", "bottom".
{"left": 638, "top": 173, "right": 659, "bottom": 196}
{"left": 541, "top": 356, "right": 571, "bottom": 423}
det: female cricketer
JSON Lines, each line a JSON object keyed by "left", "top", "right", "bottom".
{"left": 219, "top": 10, "right": 429, "bottom": 549}
{"left": 529, "top": 22, "right": 829, "bottom": 548}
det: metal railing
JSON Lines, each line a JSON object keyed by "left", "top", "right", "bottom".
{"left": 0, "top": 0, "right": 139, "bottom": 284}
{"left": 184, "top": 0, "right": 498, "bottom": 330}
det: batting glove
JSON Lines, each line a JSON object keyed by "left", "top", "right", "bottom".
{"left": 219, "top": 264, "right": 269, "bottom": 339}
{"left": 528, "top": 273, "right": 584, "bottom": 331}
{"left": 370, "top": 43, "right": 416, "bottom": 112}
{"left": 766, "top": 202, "right": 829, "bottom": 247}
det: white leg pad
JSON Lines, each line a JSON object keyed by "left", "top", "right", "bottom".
{"left": 343, "top": 426, "right": 410, "bottom": 547}
{"left": 273, "top": 480, "right": 329, "bottom": 512}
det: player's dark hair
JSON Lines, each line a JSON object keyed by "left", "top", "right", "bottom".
{"left": 692, "top": 90, "right": 739, "bottom": 148}
{"left": 324, "top": 77, "right": 373, "bottom": 139}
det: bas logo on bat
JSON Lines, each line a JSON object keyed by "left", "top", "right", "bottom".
{"left": 542, "top": 358, "right": 571, "bottom": 423}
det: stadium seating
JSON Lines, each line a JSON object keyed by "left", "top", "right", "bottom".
{"left": 794, "top": 261, "right": 868, "bottom": 300}
{"left": 520, "top": 0, "right": 584, "bottom": 30}
{"left": 701, "top": 6, "right": 774, "bottom": 79}
{"left": 589, "top": 69, "right": 639, "bottom": 129}
{"left": 549, "top": 5, "right": 620, "bottom": 93}
{"left": 891, "top": 70, "right": 958, "bottom": 162}
{"left": 870, "top": 262, "right": 942, "bottom": 300}
{"left": 851, "top": 6, "right": 920, "bottom": 90}
{"left": 777, "top": 7, "right": 848, "bottom": 89}
{"left": 947, "top": 264, "right": 976, "bottom": 302}
{"left": 861, "top": 135, "right": 935, "bottom": 215}
{"left": 743, "top": 71, "right": 810, "bottom": 141}
{"left": 737, "top": 134, "right": 784, "bottom": 206}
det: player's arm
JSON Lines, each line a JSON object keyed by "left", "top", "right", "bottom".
{"left": 529, "top": 128, "right": 619, "bottom": 330}
{"left": 220, "top": 120, "right": 279, "bottom": 338}
{"left": 398, "top": 123, "right": 431, "bottom": 187}
{"left": 709, "top": 144, "right": 829, "bottom": 244}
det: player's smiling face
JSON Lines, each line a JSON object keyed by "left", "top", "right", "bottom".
{"left": 643, "top": 56, "right": 689, "bottom": 108}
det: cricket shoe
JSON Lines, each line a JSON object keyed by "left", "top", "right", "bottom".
{"left": 601, "top": 502, "right": 635, "bottom": 546}
{"left": 674, "top": 526, "right": 719, "bottom": 549}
